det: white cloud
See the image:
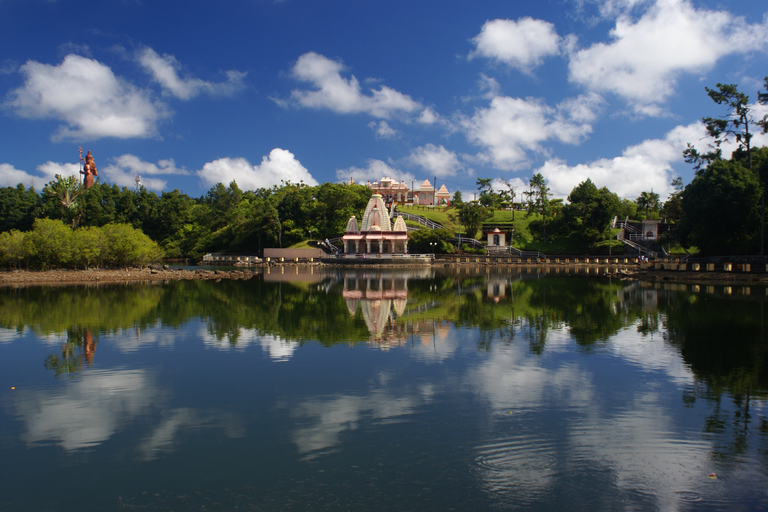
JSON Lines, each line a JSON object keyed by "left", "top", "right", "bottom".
{"left": 336, "top": 159, "right": 414, "bottom": 185}
{"left": 417, "top": 106, "right": 441, "bottom": 125}
{"left": 289, "top": 383, "right": 430, "bottom": 456}
{"left": 6, "top": 54, "right": 167, "bottom": 140}
{"left": 102, "top": 154, "right": 187, "bottom": 191}
{"left": 13, "top": 369, "right": 158, "bottom": 451}
{"left": 137, "top": 47, "right": 246, "bottom": 100}
{"left": 368, "top": 120, "right": 399, "bottom": 139}
{"left": 0, "top": 161, "right": 82, "bottom": 189}
{"left": 198, "top": 148, "right": 318, "bottom": 190}
{"left": 557, "top": 92, "right": 605, "bottom": 124}
{"left": 137, "top": 407, "right": 244, "bottom": 461}
{"left": 407, "top": 144, "right": 462, "bottom": 177}
{"left": 288, "top": 52, "right": 424, "bottom": 119}
{"left": 470, "top": 17, "right": 561, "bottom": 72}
{"left": 199, "top": 326, "right": 298, "bottom": 361}
{"left": 568, "top": 0, "right": 768, "bottom": 115}
{"left": 460, "top": 95, "right": 595, "bottom": 171}
{"left": 539, "top": 122, "right": 705, "bottom": 200}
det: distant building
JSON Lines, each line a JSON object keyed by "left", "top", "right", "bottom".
{"left": 365, "top": 177, "right": 409, "bottom": 204}
{"left": 354, "top": 177, "right": 451, "bottom": 206}
{"left": 436, "top": 184, "right": 450, "bottom": 206}
{"left": 413, "top": 179, "right": 434, "bottom": 205}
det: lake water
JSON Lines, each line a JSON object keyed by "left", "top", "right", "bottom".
{"left": 1, "top": 267, "right": 767, "bottom": 511}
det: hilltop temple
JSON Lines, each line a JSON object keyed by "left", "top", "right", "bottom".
{"left": 342, "top": 194, "right": 408, "bottom": 256}
{"left": 354, "top": 176, "right": 452, "bottom": 206}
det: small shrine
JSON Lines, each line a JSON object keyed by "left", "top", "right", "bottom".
{"left": 342, "top": 194, "right": 409, "bottom": 256}
{"left": 412, "top": 179, "right": 435, "bottom": 205}
{"left": 485, "top": 227, "right": 507, "bottom": 248}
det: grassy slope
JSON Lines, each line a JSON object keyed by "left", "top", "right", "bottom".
{"left": 396, "top": 205, "right": 650, "bottom": 254}
{"left": 397, "top": 205, "right": 591, "bottom": 253}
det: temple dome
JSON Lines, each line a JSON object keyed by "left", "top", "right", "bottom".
{"left": 361, "top": 194, "right": 391, "bottom": 231}
{"left": 345, "top": 215, "right": 360, "bottom": 233}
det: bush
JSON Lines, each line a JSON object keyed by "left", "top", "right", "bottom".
{"left": 588, "top": 239, "right": 625, "bottom": 255}
{"left": 0, "top": 220, "right": 162, "bottom": 270}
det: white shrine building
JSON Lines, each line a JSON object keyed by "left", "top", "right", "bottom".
{"left": 341, "top": 194, "right": 409, "bottom": 256}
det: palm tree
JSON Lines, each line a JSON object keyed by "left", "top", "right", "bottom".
{"left": 45, "top": 175, "right": 84, "bottom": 228}
{"left": 636, "top": 190, "right": 660, "bottom": 219}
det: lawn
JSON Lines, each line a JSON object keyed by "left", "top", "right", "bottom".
{"left": 395, "top": 205, "right": 623, "bottom": 254}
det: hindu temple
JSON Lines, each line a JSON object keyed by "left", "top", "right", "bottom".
{"left": 341, "top": 194, "right": 409, "bottom": 257}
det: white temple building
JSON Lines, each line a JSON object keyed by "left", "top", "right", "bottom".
{"left": 342, "top": 194, "right": 409, "bottom": 256}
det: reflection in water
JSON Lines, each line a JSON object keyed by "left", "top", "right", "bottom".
{"left": 44, "top": 328, "right": 98, "bottom": 377}
{"left": 12, "top": 366, "right": 244, "bottom": 461}
{"left": 13, "top": 368, "right": 158, "bottom": 451}
{"left": 340, "top": 269, "right": 457, "bottom": 351}
{"left": 137, "top": 408, "right": 245, "bottom": 461}
{"left": 199, "top": 326, "right": 297, "bottom": 361}
{"left": 2, "top": 272, "right": 768, "bottom": 510}
{"left": 289, "top": 381, "right": 432, "bottom": 458}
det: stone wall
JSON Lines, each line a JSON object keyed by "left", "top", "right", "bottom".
{"left": 263, "top": 248, "right": 324, "bottom": 260}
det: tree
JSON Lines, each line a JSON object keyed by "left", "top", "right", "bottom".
{"left": 684, "top": 80, "right": 767, "bottom": 253}
{"left": 660, "top": 177, "right": 684, "bottom": 222}
{"left": 501, "top": 179, "right": 517, "bottom": 219}
{"left": 684, "top": 83, "right": 757, "bottom": 170}
{"left": 678, "top": 159, "right": 760, "bottom": 255}
{"left": 408, "top": 228, "right": 456, "bottom": 254}
{"left": 43, "top": 175, "right": 84, "bottom": 228}
{"left": 561, "top": 179, "right": 620, "bottom": 243}
{"left": 456, "top": 201, "right": 491, "bottom": 239}
{"left": 524, "top": 173, "right": 551, "bottom": 242}
{"left": 27, "top": 218, "right": 73, "bottom": 269}
{"left": 635, "top": 190, "right": 660, "bottom": 218}
{"left": 476, "top": 177, "right": 499, "bottom": 211}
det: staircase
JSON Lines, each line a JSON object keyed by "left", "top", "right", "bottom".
{"left": 614, "top": 217, "right": 657, "bottom": 258}
{"left": 393, "top": 206, "right": 541, "bottom": 255}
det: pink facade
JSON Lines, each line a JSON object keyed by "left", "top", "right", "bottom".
{"left": 342, "top": 194, "right": 409, "bottom": 256}
{"left": 366, "top": 177, "right": 409, "bottom": 204}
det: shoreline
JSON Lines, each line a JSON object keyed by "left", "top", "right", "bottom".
{"left": 2, "top": 263, "right": 768, "bottom": 286}
{"left": 0, "top": 267, "right": 256, "bottom": 286}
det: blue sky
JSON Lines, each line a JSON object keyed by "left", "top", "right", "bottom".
{"left": 2, "top": 0, "right": 768, "bottom": 201}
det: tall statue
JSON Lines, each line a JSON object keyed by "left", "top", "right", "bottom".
{"left": 79, "top": 146, "right": 98, "bottom": 189}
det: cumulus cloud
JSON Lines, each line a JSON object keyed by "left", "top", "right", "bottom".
{"left": 5, "top": 54, "right": 167, "bottom": 140}
{"left": 288, "top": 52, "right": 427, "bottom": 119}
{"left": 336, "top": 159, "right": 414, "bottom": 185}
{"left": 470, "top": 17, "right": 561, "bottom": 72}
{"left": 460, "top": 94, "right": 598, "bottom": 171}
{"left": 13, "top": 369, "right": 158, "bottom": 451}
{"left": 137, "top": 47, "right": 246, "bottom": 100}
{"left": 539, "top": 122, "right": 706, "bottom": 200}
{"left": 407, "top": 144, "right": 462, "bottom": 177}
{"left": 102, "top": 154, "right": 188, "bottom": 191}
{"left": 368, "top": 120, "right": 399, "bottom": 139}
{"left": 568, "top": 0, "right": 768, "bottom": 115}
{"left": 197, "top": 148, "right": 317, "bottom": 190}
{"left": 0, "top": 161, "right": 80, "bottom": 189}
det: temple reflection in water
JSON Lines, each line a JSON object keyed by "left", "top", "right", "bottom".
{"left": 340, "top": 269, "right": 449, "bottom": 348}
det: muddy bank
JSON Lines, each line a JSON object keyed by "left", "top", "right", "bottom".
{"left": 0, "top": 267, "right": 256, "bottom": 286}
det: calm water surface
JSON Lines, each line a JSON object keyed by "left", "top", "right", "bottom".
{"left": 1, "top": 267, "right": 767, "bottom": 511}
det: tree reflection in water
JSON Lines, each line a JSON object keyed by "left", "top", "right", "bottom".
{"left": 1, "top": 270, "right": 766, "bottom": 468}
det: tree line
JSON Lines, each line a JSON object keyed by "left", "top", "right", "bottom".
{"left": 1, "top": 77, "right": 766, "bottom": 262}
{"left": 452, "top": 77, "right": 768, "bottom": 256}
{"left": 0, "top": 179, "right": 373, "bottom": 265}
